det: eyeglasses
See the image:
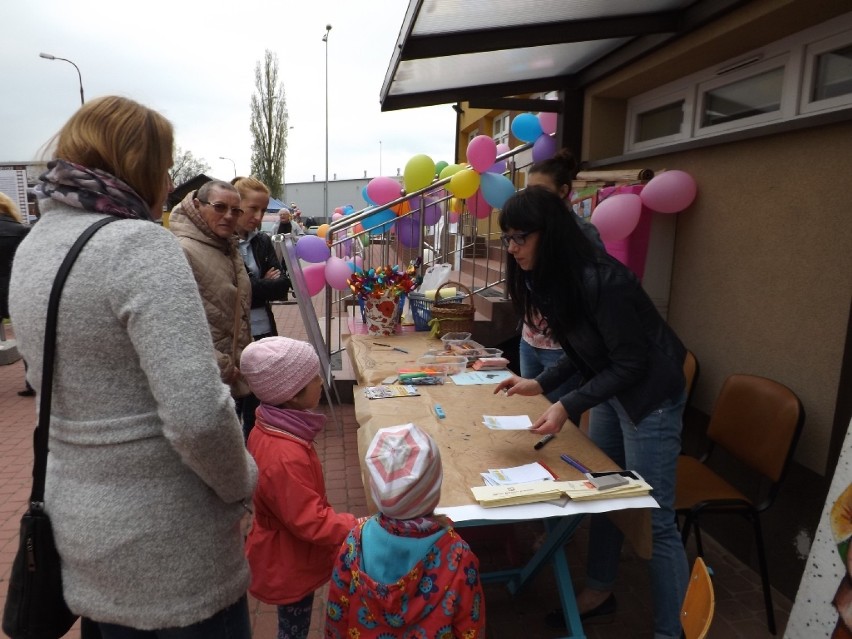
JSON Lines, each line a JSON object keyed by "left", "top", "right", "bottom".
{"left": 199, "top": 200, "right": 244, "bottom": 216}
{"left": 500, "top": 231, "right": 532, "bottom": 248}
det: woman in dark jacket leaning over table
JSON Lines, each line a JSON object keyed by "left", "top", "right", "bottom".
{"left": 494, "top": 186, "right": 689, "bottom": 639}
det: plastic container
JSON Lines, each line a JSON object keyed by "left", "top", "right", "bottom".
{"left": 415, "top": 354, "right": 468, "bottom": 375}
{"left": 440, "top": 332, "right": 472, "bottom": 347}
{"left": 425, "top": 345, "right": 503, "bottom": 365}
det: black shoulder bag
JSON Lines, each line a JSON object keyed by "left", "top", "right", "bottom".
{"left": 3, "top": 216, "right": 119, "bottom": 639}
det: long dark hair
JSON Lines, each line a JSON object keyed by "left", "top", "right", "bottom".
{"left": 499, "top": 187, "right": 602, "bottom": 340}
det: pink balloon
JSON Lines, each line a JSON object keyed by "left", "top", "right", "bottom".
{"left": 469, "top": 189, "right": 492, "bottom": 219}
{"left": 331, "top": 212, "right": 343, "bottom": 221}
{"left": 367, "top": 176, "right": 402, "bottom": 206}
{"left": 538, "top": 112, "right": 557, "bottom": 136}
{"left": 640, "top": 170, "right": 697, "bottom": 213}
{"left": 532, "top": 133, "right": 557, "bottom": 163}
{"left": 590, "top": 194, "right": 642, "bottom": 242}
{"left": 448, "top": 211, "right": 460, "bottom": 224}
{"left": 324, "top": 256, "right": 352, "bottom": 290}
{"left": 466, "top": 135, "right": 497, "bottom": 173}
{"left": 302, "top": 263, "right": 327, "bottom": 297}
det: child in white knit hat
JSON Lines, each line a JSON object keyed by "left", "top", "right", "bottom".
{"left": 240, "top": 336, "right": 364, "bottom": 639}
{"left": 325, "top": 423, "right": 486, "bottom": 638}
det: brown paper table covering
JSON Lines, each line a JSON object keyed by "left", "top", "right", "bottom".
{"left": 345, "top": 332, "right": 652, "bottom": 559}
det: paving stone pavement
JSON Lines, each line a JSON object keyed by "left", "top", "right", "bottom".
{"left": 0, "top": 307, "right": 792, "bottom": 638}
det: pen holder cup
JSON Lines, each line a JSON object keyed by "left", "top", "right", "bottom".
{"left": 360, "top": 292, "right": 404, "bottom": 336}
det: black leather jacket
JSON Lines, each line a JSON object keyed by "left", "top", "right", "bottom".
{"left": 245, "top": 232, "right": 291, "bottom": 335}
{"left": 535, "top": 259, "right": 686, "bottom": 425}
{"left": 0, "top": 214, "right": 29, "bottom": 318}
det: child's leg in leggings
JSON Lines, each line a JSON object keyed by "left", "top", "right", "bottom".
{"left": 276, "top": 593, "right": 315, "bottom": 639}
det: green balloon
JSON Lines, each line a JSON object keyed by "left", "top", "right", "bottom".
{"left": 435, "top": 160, "right": 449, "bottom": 176}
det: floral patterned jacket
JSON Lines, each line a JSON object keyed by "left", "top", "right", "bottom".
{"left": 325, "top": 517, "right": 485, "bottom": 638}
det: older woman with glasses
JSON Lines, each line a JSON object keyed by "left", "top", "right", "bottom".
{"left": 494, "top": 186, "right": 689, "bottom": 639}
{"left": 169, "top": 179, "right": 252, "bottom": 400}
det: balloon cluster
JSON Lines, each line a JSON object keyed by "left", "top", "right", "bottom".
{"left": 590, "top": 170, "right": 698, "bottom": 243}
{"left": 347, "top": 264, "right": 420, "bottom": 300}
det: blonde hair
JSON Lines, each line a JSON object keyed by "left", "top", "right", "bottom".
{"left": 50, "top": 96, "right": 174, "bottom": 209}
{"left": 0, "top": 192, "right": 23, "bottom": 223}
{"left": 231, "top": 176, "right": 270, "bottom": 199}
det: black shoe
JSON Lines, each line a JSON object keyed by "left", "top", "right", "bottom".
{"left": 17, "top": 388, "right": 35, "bottom": 397}
{"left": 544, "top": 593, "right": 617, "bottom": 629}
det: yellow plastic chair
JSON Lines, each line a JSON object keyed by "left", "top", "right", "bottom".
{"left": 681, "top": 557, "right": 715, "bottom": 639}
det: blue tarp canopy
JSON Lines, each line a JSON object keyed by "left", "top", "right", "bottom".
{"left": 267, "top": 197, "right": 286, "bottom": 212}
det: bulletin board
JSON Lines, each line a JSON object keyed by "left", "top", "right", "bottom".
{"left": 273, "top": 234, "right": 342, "bottom": 433}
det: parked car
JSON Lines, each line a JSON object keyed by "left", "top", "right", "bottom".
{"left": 261, "top": 213, "right": 279, "bottom": 235}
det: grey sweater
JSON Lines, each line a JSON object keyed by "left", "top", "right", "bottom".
{"left": 8, "top": 201, "right": 258, "bottom": 629}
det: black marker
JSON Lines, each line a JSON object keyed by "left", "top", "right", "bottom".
{"left": 534, "top": 433, "right": 556, "bottom": 450}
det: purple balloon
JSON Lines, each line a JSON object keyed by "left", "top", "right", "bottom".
{"left": 294, "top": 234, "right": 331, "bottom": 263}
{"left": 395, "top": 216, "right": 421, "bottom": 248}
{"left": 532, "top": 133, "right": 557, "bottom": 163}
{"left": 411, "top": 197, "right": 441, "bottom": 226}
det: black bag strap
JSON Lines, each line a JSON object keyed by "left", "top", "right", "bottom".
{"left": 30, "top": 216, "right": 121, "bottom": 506}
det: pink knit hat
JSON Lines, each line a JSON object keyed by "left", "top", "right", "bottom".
{"left": 240, "top": 337, "right": 320, "bottom": 405}
{"left": 365, "top": 423, "right": 442, "bottom": 519}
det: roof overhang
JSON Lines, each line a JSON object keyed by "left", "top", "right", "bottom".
{"left": 380, "top": 0, "right": 750, "bottom": 112}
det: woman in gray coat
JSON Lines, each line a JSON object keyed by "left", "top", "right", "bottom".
{"left": 9, "top": 96, "right": 257, "bottom": 637}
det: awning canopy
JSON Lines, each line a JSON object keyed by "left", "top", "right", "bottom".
{"left": 380, "top": 0, "right": 749, "bottom": 111}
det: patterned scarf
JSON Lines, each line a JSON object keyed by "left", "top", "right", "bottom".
{"left": 376, "top": 513, "right": 447, "bottom": 537}
{"left": 36, "top": 159, "right": 152, "bottom": 221}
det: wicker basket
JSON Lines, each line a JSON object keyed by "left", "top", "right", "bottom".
{"left": 430, "top": 281, "right": 475, "bottom": 338}
{"left": 408, "top": 289, "right": 464, "bottom": 331}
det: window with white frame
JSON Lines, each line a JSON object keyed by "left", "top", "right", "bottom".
{"left": 624, "top": 12, "right": 852, "bottom": 152}
{"left": 493, "top": 112, "right": 510, "bottom": 146}
{"left": 467, "top": 129, "right": 479, "bottom": 145}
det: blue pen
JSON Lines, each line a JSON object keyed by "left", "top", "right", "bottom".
{"left": 560, "top": 453, "right": 592, "bottom": 475}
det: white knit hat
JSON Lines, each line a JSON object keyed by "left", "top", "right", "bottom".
{"left": 240, "top": 337, "right": 320, "bottom": 405}
{"left": 365, "top": 423, "right": 442, "bottom": 519}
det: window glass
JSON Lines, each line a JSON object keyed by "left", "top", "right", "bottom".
{"left": 813, "top": 43, "right": 852, "bottom": 101}
{"left": 635, "top": 100, "right": 684, "bottom": 142}
{"left": 701, "top": 67, "right": 784, "bottom": 127}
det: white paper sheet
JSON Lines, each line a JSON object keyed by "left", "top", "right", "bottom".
{"left": 437, "top": 494, "right": 659, "bottom": 522}
{"left": 482, "top": 415, "right": 533, "bottom": 430}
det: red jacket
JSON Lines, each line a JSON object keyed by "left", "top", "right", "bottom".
{"left": 246, "top": 416, "right": 357, "bottom": 605}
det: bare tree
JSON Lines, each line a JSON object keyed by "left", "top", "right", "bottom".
{"left": 250, "top": 49, "right": 288, "bottom": 198}
{"left": 170, "top": 147, "right": 210, "bottom": 188}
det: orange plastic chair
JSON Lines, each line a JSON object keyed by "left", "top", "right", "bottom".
{"left": 681, "top": 557, "right": 715, "bottom": 639}
{"left": 675, "top": 374, "right": 804, "bottom": 635}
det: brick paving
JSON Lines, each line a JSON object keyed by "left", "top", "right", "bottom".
{"left": 0, "top": 306, "right": 793, "bottom": 638}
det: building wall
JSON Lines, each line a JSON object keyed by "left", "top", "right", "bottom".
{"left": 282, "top": 178, "right": 370, "bottom": 224}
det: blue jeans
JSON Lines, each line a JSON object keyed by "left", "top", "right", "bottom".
{"left": 585, "top": 392, "right": 689, "bottom": 639}
{"left": 97, "top": 595, "right": 251, "bottom": 639}
{"left": 519, "top": 339, "right": 574, "bottom": 403}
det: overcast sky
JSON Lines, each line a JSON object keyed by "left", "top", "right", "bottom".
{"left": 1, "top": 0, "right": 457, "bottom": 185}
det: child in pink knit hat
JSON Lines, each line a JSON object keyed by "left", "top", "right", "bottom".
{"left": 325, "top": 423, "right": 486, "bottom": 638}
{"left": 240, "top": 336, "right": 364, "bottom": 639}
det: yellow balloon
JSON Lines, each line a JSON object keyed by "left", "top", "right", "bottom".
{"left": 316, "top": 224, "right": 330, "bottom": 238}
{"left": 439, "top": 163, "right": 463, "bottom": 180}
{"left": 449, "top": 197, "right": 463, "bottom": 215}
{"left": 448, "top": 168, "right": 480, "bottom": 199}
{"left": 403, "top": 154, "right": 435, "bottom": 193}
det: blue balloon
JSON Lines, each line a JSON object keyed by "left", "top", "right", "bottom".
{"left": 361, "top": 186, "right": 376, "bottom": 206}
{"left": 511, "top": 113, "right": 543, "bottom": 143}
{"left": 479, "top": 172, "right": 516, "bottom": 209}
{"left": 363, "top": 209, "right": 396, "bottom": 235}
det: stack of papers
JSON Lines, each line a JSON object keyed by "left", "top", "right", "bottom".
{"left": 363, "top": 385, "right": 420, "bottom": 400}
{"left": 471, "top": 476, "right": 653, "bottom": 508}
{"left": 481, "top": 462, "right": 556, "bottom": 486}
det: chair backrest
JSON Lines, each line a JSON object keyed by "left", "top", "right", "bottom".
{"left": 707, "top": 374, "right": 805, "bottom": 489}
{"left": 683, "top": 350, "right": 699, "bottom": 403}
{"left": 681, "top": 556, "right": 715, "bottom": 639}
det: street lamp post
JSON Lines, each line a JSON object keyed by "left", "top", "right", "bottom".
{"left": 322, "top": 24, "right": 331, "bottom": 223}
{"left": 219, "top": 156, "right": 236, "bottom": 178}
{"left": 39, "top": 52, "right": 84, "bottom": 105}
{"left": 379, "top": 140, "right": 382, "bottom": 176}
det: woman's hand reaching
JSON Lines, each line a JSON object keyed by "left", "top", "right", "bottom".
{"left": 530, "top": 401, "right": 570, "bottom": 435}
{"left": 493, "top": 375, "right": 542, "bottom": 397}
